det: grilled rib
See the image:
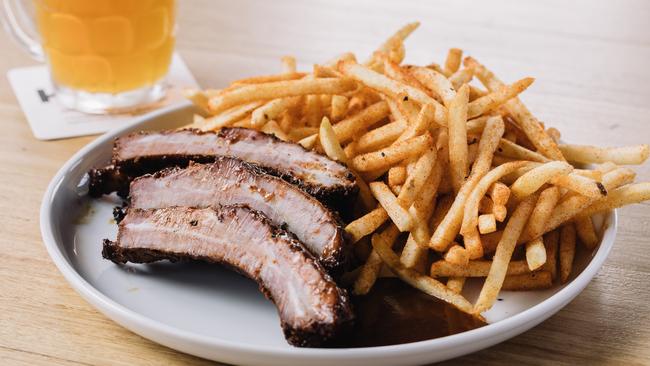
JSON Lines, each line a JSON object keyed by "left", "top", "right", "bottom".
{"left": 89, "top": 128, "right": 357, "bottom": 204}
{"left": 127, "top": 158, "right": 349, "bottom": 272}
{"left": 103, "top": 205, "right": 353, "bottom": 347}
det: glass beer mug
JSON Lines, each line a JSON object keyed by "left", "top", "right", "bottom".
{"left": 1, "top": 0, "right": 176, "bottom": 113}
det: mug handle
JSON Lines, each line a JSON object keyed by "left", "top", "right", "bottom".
{"left": 0, "top": 0, "right": 44, "bottom": 61}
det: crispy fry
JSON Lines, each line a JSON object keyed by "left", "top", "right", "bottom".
{"left": 474, "top": 194, "right": 537, "bottom": 313}
{"left": 330, "top": 95, "right": 349, "bottom": 121}
{"left": 354, "top": 224, "right": 400, "bottom": 295}
{"left": 449, "top": 68, "right": 473, "bottom": 90}
{"left": 559, "top": 223, "right": 577, "bottom": 283}
{"left": 331, "top": 100, "right": 390, "bottom": 143}
{"left": 445, "top": 244, "right": 470, "bottom": 265}
{"left": 461, "top": 161, "right": 530, "bottom": 235}
{"left": 209, "top": 78, "right": 356, "bottom": 113}
{"left": 543, "top": 229, "right": 559, "bottom": 280}
{"left": 488, "top": 182, "right": 510, "bottom": 205}
{"left": 478, "top": 214, "right": 497, "bottom": 234}
{"left": 261, "top": 120, "right": 288, "bottom": 140}
{"left": 497, "top": 138, "right": 550, "bottom": 163}
{"left": 398, "top": 148, "right": 437, "bottom": 206}
{"left": 369, "top": 22, "right": 420, "bottom": 64}
{"left": 183, "top": 88, "right": 212, "bottom": 116}
{"left": 463, "top": 226, "right": 484, "bottom": 259}
{"left": 251, "top": 98, "right": 290, "bottom": 127}
{"left": 388, "top": 166, "right": 407, "bottom": 187}
{"left": 444, "top": 48, "right": 463, "bottom": 75}
{"left": 551, "top": 173, "right": 606, "bottom": 198}
{"left": 397, "top": 103, "right": 436, "bottom": 142}
{"left": 448, "top": 84, "right": 470, "bottom": 191}
{"left": 338, "top": 60, "right": 447, "bottom": 125}
{"left": 502, "top": 271, "right": 552, "bottom": 291}
{"left": 280, "top": 56, "right": 296, "bottom": 74}
{"left": 231, "top": 72, "right": 307, "bottom": 86}
{"left": 345, "top": 207, "right": 389, "bottom": 243}
{"left": 447, "top": 277, "right": 466, "bottom": 294}
{"left": 575, "top": 216, "right": 599, "bottom": 250}
{"left": 480, "top": 197, "right": 507, "bottom": 222}
{"left": 430, "top": 260, "right": 531, "bottom": 278}
{"left": 525, "top": 237, "right": 547, "bottom": 271}
{"left": 369, "top": 182, "right": 414, "bottom": 231}
{"left": 465, "top": 56, "right": 564, "bottom": 161}
{"left": 430, "top": 116, "right": 505, "bottom": 251}
{"left": 356, "top": 119, "right": 407, "bottom": 153}
{"left": 525, "top": 186, "right": 561, "bottom": 240}
{"left": 372, "top": 232, "right": 475, "bottom": 314}
{"left": 559, "top": 144, "right": 650, "bottom": 165}
{"left": 578, "top": 182, "right": 650, "bottom": 218}
{"left": 352, "top": 133, "right": 433, "bottom": 172}
{"left": 510, "top": 161, "right": 573, "bottom": 199}
{"left": 199, "top": 101, "right": 263, "bottom": 131}
{"left": 410, "top": 66, "right": 457, "bottom": 106}
{"left": 467, "top": 78, "right": 534, "bottom": 119}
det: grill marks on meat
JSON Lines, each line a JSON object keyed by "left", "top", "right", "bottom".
{"left": 89, "top": 128, "right": 357, "bottom": 203}
{"left": 103, "top": 206, "right": 353, "bottom": 347}
{"left": 128, "top": 158, "right": 348, "bottom": 272}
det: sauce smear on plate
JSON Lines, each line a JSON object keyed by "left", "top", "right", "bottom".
{"left": 338, "top": 279, "right": 486, "bottom": 347}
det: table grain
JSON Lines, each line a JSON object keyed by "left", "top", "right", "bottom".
{"left": 1, "top": 1, "right": 649, "bottom": 365}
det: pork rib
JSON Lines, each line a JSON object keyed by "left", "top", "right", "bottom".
{"left": 127, "top": 158, "right": 349, "bottom": 273}
{"left": 103, "top": 205, "right": 353, "bottom": 347}
{"left": 89, "top": 128, "right": 357, "bottom": 204}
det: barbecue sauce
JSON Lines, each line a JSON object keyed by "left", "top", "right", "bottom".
{"left": 336, "top": 278, "right": 486, "bottom": 347}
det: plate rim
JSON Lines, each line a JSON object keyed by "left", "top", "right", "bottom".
{"left": 39, "top": 102, "right": 618, "bottom": 362}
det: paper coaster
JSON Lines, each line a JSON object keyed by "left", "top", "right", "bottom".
{"left": 7, "top": 53, "right": 199, "bottom": 140}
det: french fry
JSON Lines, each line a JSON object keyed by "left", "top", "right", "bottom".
{"left": 261, "top": 120, "right": 288, "bottom": 140}
{"left": 481, "top": 230, "right": 503, "bottom": 254}
{"left": 410, "top": 66, "right": 457, "bottom": 106}
{"left": 520, "top": 168, "right": 636, "bottom": 242}
{"left": 304, "top": 94, "right": 323, "bottom": 127}
{"left": 231, "top": 72, "right": 307, "bottom": 86}
{"left": 209, "top": 78, "right": 356, "bottom": 113}
{"left": 330, "top": 95, "right": 349, "bottom": 121}
{"left": 467, "top": 78, "right": 534, "bottom": 119}
{"left": 398, "top": 148, "right": 437, "bottom": 206}
{"left": 577, "top": 182, "right": 650, "bottom": 218}
{"left": 369, "top": 182, "right": 414, "bottom": 231}
{"left": 396, "top": 103, "right": 436, "bottom": 142}
{"left": 448, "top": 84, "right": 470, "bottom": 191}
{"left": 543, "top": 229, "right": 559, "bottom": 280}
{"left": 445, "top": 244, "right": 470, "bottom": 266}
{"left": 502, "top": 271, "right": 552, "bottom": 291}
{"left": 478, "top": 214, "right": 497, "bottom": 234}
{"left": 524, "top": 186, "right": 561, "bottom": 240}
{"left": 338, "top": 60, "right": 448, "bottom": 125}
{"left": 510, "top": 161, "right": 573, "bottom": 199}
{"left": 372, "top": 232, "right": 475, "bottom": 314}
{"left": 474, "top": 194, "right": 537, "bottom": 313}
{"left": 559, "top": 144, "right": 650, "bottom": 165}
{"left": 345, "top": 207, "right": 389, "bottom": 243}
{"left": 280, "top": 55, "right": 296, "bottom": 74}
{"left": 466, "top": 115, "right": 490, "bottom": 135}
{"left": 444, "top": 48, "right": 463, "bottom": 75}
{"left": 251, "top": 98, "right": 290, "bottom": 127}
{"left": 288, "top": 126, "right": 318, "bottom": 141}
{"left": 368, "top": 22, "right": 420, "bottom": 65}
{"left": 449, "top": 68, "right": 473, "bottom": 90}
{"left": 525, "top": 237, "right": 547, "bottom": 271}
{"left": 354, "top": 224, "right": 400, "bottom": 295}
{"left": 559, "top": 223, "right": 577, "bottom": 283}
{"left": 463, "top": 226, "right": 484, "bottom": 259}
{"left": 356, "top": 119, "right": 407, "bottom": 153}
{"left": 574, "top": 216, "right": 599, "bottom": 250}
{"left": 488, "top": 182, "right": 510, "bottom": 205}
{"left": 497, "top": 138, "right": 550, "bottom": 163}
{"left": 546, "top": 127, "right": 561, "bottom": 143}
{"left": 352, "top": 133, "right": 433, "bottom": 172}
{"left": 465, "top": 56, "right": 564, "bottom": 161}
{"left": 298, "top": 134, "right": 318, "bottom": 149}
{"left": 447, "top": 277, "right": 466, "bottom": 294}
{"left": 461, "top": 161, "right": 530, "bottom": 235}
{"left": 388, "top": 166, "right": 407, "bottom": 187}
{"left": 430, "top": 260, "right": 531, "bottom": 278}
{"left": 331, "top": 100, "right": 390, "bottom": 143}
{"left": 232, "top": 117, "right": 252, "bottom": 128}
{"left": 199, "top": 101, "right": 263, "bottom": 131}
{"left": 479, "top": 197, "right": 507, "bottom": 222}
{"left": 551, "top": 173, "right": 606, "bottom": 198}
{"left": 429, "top": 116, "right": 505, "bottom": 251}
{"left": 381, "top": 55, "right": 431, "bottom": 95}
{"left": 183, "top": 88, "right": 212, "bottom": 116}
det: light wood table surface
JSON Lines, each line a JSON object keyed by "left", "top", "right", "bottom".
{"left": 2, "top": 1, "right": 649, "bottom": 365}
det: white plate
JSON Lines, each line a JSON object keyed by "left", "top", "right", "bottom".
{"left": 40, "top": 102, "right": 617, "bottom": 366}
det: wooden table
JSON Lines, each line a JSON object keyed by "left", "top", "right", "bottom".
{"left": 2, "top": 1, "right": 649, "bottom": 364}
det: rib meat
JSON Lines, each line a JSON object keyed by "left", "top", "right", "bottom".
{"left": 127, "top": 158, "right": 349, "bottom": 272}
{"left": 103, "top": 205, "right": 353, "bottom": 347}
{"left": 89, "top": 128, "right": 357, "bottom": 204}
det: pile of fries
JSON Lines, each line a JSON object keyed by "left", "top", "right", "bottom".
{"left": 185, "top": 22, "right": 650, "bottom": 316}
